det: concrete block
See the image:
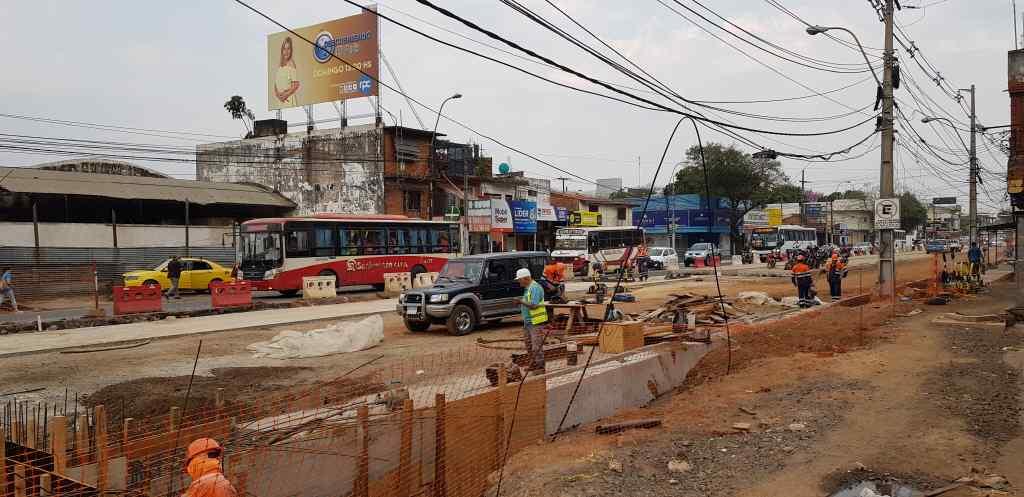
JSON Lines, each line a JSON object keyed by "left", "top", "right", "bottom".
{"left": 384, "top": 272, "right": 412, "bottom": 293}
{"left": 413, "top": 272, "right": 438, "bottom": 289}
{"left": 302, "top": 276, "right": 336, "bottom": 299}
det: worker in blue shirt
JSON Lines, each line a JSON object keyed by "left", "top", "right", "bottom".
{"left": 968, "top": 242, "right": 983, "bottom": 276}
{"left": 517, "top": 268, "right": 548, "bottom": 374}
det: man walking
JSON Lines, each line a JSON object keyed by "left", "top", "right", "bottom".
{"left": 790, "top": 255, "right": 813, "bottom": 308}
{"left": 0, "top": 268, "right": 19, "bottom": 313}
{"left": 824, "top": 252, "right": 848, "bottom": 301}
{"left": 968, "top": 242, "right": 983, "bottom": 276}
{"left": 166, "top": 256, "right": 183, "bottom": 299}
{"left": 517, "top": 268, "right": 548, "bottom": 374}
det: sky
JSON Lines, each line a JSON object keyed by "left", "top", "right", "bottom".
{"left": 0, "top": 0, "right": 1015, "bottom": 213}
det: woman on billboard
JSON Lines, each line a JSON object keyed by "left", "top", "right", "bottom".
{"left": 274, "top": 37, "right": 300, "bottom": 106}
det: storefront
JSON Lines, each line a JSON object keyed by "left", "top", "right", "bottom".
{"left": 509, "top": 199, "right": 538, "bottom": 251}
{"left": 467, "top": 200, "right": 493, "bottom": 254}
{"left": 490, "top": 199, "right": 513, "bottom": 251}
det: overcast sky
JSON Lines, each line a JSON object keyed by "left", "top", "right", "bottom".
{"left": 0, "top": 0, "right": 1014, "bottom": 213}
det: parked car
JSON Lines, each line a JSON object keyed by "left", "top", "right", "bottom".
{"left": 925, "top": 239, "right": 947, "bottom": 253}
{"left": 397, "top": 251, "right": 549, "bottom": 335}
{"left": 646, "top": 246, "right": 679, "bottom": 269}
{"left": 122, "top": 257, "right": 233, "bottom": 292}
{"left": 683, "top": 243, "right": 719, "bottom": 267}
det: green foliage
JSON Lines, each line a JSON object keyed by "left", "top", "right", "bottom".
{"left": 224, "top": 96, "right": 256, "bottom": 138}
{"left": 822, "top": 189, "right": 868, "bottom": 202}
{"left": 899, "top": 191, "right": 928, "bottom": 232}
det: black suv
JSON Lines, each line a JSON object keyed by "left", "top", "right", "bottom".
{"left": 397, "top": 251, "right": 549, "bottom": 335}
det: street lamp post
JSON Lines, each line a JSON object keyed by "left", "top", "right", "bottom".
{"left": 807, "top": 5, "right": 896, "bottom": 297}
{"left": 429, "top": 93, "right": 462, "bottom": 248}
{"left": 667, "top": 161, "right": 686, "bottom": 253}
{"left": 921, "top": 114, "right": 976, "bottom": 243}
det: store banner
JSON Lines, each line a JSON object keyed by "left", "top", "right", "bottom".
{"left": 569, "top": 210, "right": 602, "bottom": 227}
{"left": 468, "top": 200, "right": 492, "bottom": 232}
{"left": 690, "top": 209, "right": 712, "bottom": 227}
{"left": 536, "top": 202, "right": 558, "bottom": 222}
{"left": 509, "top": 200, "right": 537, "bottom": 233}
{"left": 555, "top": 207, "right": 569, "bottom": 222}
{"left": 491, "top": 199, "right": 513, "bottom": 232}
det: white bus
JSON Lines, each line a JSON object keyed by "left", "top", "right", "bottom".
{"left": 749, "top": 225, "right": 817, "bottom": 259}
{"left": 552, "top": 226, "right": 646, "bottom": 275}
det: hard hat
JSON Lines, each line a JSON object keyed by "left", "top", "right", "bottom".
{"left": 515, "top": 268, "right": 532, "bottom": 280}
{"left": 185, "top": 438, "right": 222, "bottom": 467}
{"left": 831, "top": 253, "right": 839, "bottom": 259}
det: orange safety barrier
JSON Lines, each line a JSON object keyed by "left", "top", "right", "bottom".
{"left": 210, "top": 280, "right": 253, "bottom": 308}
{"left": 112, "top": 285, "right": 162, "bottom": 315}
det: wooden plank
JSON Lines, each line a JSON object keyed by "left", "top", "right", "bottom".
{"left": 26, "top": 418, "right": 36, "bottom": 449}
{"left": 49, "top": 416, "right": 68, "bottom": 474}
{"left": 13, "top": 463, "right": 25, "bottom": 497}
{"left": 397, "top": 400, "right": 413, "bottom": 497}
{"left": 594, "top": 418, "right": 662, "bottom": 434}
{"left": 356, "top": 406, "right": 369, "bottom": 497}
{"left": 433, "top": 394, "right": 446, "bottom": 497}
{"left": 1, "top": 428, "right": 7, "bottom": 497}
{"left": 94, "top": 406, "right": 107, "bottom": 494}
{"left": 40, "top": 473, "right": 51, "bottom": 497}
{"left": 495, "top": 366, "right": 507, "bottom": 470}
{"left": 74, "top": 416, "right": 88, "bottom": 466}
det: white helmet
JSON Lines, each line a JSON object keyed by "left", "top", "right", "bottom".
{"left": 515, "top": 268, "right": 532, "bottom": 280}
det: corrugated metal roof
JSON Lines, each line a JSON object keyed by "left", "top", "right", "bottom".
{"left": 0, "top": 166, "right": 295, "bottom": 207}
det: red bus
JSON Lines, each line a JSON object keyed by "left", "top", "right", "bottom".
{"left": 239, "top": 214, "right": 459, "bottom": 295}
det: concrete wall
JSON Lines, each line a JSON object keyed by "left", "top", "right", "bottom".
{"left": 0, "top": 222, "right": 232, "bottom": 248}
{"left": 197, "top": 125, "right": 384, "bottom": 216}
{"left": 596, "top": 204, "right": 632, "bottom": 227}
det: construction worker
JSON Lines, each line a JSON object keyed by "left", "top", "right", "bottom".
{"left": 824, "top": 252, "right": 848, "bottom": 301}
{"left": 517, "top": 268, "right": 548, "bottom": 374}
{"left": 790, "top": 255, "right": 813, "bottom": 308}
{"left": 183, "top": 438, "right": 237, "bottom": 497}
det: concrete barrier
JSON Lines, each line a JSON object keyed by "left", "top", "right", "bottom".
{"left": 383, "top": 272, "right": 412, "bottom": 294}
{"left": 413, "top": 272, "right": 438, "bottom": 288}
{"left": 302, "top": 276, "right": 336, "bottom": 299}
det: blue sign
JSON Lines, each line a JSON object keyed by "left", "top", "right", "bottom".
{"left": 690, "top": 209, "right": 712, "bottom": 227}
{"left": 555, "top": 207, "right": 569, "bottom": 222}
{"left": 358, "top": 74, "right": 373, "bottom": 95}
{"left": 509, "top": 200, "right": 537, "bottom": 233}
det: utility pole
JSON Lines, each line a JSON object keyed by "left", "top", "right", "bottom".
{"left": 965, "top": 84, "right": 978, "bottom": 243}
{"left": 878, "top": 0, "right": 897, "bottom": 297}
{"left": 556, "top": 177, "right": 569, "bottom": 193}
{"left": 799, "top": 169, "right": 807, "bottom": 226}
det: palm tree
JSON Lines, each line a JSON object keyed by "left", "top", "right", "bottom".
{"left": 224, "top": 96, "right": 255, "bottom": 138}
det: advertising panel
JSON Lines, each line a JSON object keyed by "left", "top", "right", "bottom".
{"left": 468, "top": 200, "right": 492, "bottom": 232}
{"left": 767, "top": 207, "right": 783, "bottom": 227}
{"left": 491, "top": 199, "right": 513, "bottom": 232}
{"left": 569, "top": 211, "right": 602, "bottom": 227}
{"left": 555, "top": 207, "right": 569, "bottom": 222}
{"left": 267, "top": 9, "right": 379, "bottom": 110}
{"left": 509, "top": 200, "right": 537, "bottom": 233}
{"left": 536, "top": 202, "right": 558, "bottom": 222}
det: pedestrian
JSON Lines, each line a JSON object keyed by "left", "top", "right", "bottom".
{"left": 824, "top": 252, "right": 848, "bottom": 301}
{"left": 183, "top": 438, "right": 237, "bottom": 497}
{"left": 968, "top": 241, "right": 983, "bottom": 276}
{"left": 636, "top": 256, "right": 650, "bottom": 282}
{"left": 0, "top": 267, "right": 19, "bottom": 313}
{"left": 790, "top": 255, "right": 813, "bottom": 308}
{"left": 517, "top": 268, "right": 548, "bottom": 374}
{"left": 166, "top": 256, "right": 183, "bottom": 299}
{"left": 230, "top": 263, "right": 242, "bottom": 282}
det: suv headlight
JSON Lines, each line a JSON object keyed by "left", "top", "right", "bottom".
{"left": 429, "top": 294, "right": 448, "bottom": 303}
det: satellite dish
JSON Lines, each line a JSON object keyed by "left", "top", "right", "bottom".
{"left": 498, "top": 162, "right": 510, "bottom": 174}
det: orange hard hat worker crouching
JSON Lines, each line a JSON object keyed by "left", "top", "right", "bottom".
{"left": 183, "top": 438, "right": 237, "bottom": 497}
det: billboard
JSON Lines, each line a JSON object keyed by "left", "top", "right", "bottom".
{"left": 766, "top": 207, "right": 783, "bottom": 227}
{"left": 509, "top": 200, "right": 537, "bottom": 233}
{"left": 267, "top": 10, "right": 379, "bottom": 110}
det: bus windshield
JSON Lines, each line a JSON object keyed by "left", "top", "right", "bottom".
{"left": 555, "top": 229, "right": 587, "bottom": 250}
{"left": 240, "top": 232, "right": 283, "bottom": 269}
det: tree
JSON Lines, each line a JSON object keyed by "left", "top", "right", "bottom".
{"left": 899, "top": 191, "right": 928, "bottom": 233}
{"left": 664, "top": 143, "right": 795, "bottom": 250}
{"left": 224, "top": 96, "right": 256, "bottom": 138}
{"left": 822, "top": 189, "right": 868, "bottom": 202}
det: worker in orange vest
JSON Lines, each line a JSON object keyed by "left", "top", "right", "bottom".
{"left": 824, "top": 252, "right": 848, "bottom": 301}
{"left": 790, "top": 255, "right": 813, "bottom": 308}
{"left": 183, "top": 438, "right": 237, "bottom": 497}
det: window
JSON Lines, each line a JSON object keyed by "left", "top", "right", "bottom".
{"left": 314, "top": 226, "right": 335, "bottom": 257}
{"left": 362, "top": 229, "right": 385, "bottom": 255}
{"left": 403, "top": 191, "right": 421, "bottom": 212}
{"left": 191, "top": 261, "right": 212, "bottom": 271}
{"left": 617, "top": 207, "right": 627, "bottom": 220}
{"left": 388, "top": 228, "right": 408, "bottom": 255}
{"left": 486, "top": 259, "right": 514, "bottom": 283}
{"left": 285, "top": 230, "right": 311, "bottom": 258}
{"left": 408, "top": 228, "right": 428, "bottom": 254}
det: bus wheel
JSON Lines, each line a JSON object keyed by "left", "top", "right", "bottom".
{"left": 318, "top": 269, "right": 340, "bottom": 292}
{"left": 447, "top": 304, "right": 477, "bottom": 336}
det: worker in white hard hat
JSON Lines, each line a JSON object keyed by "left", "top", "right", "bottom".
{"left": 517, "top": 267, "right": 548, "bottom": 374}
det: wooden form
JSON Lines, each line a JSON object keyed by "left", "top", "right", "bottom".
{"left": 433, "top": 394, "right": 446, "bottom": 497}
{"left": 356, "top": 406, "right": 369, "bottom": 497}
{"left": 50, "top": 416, "right": 67, "bottom": 473}
{"left": 598, "top": 321, "right": 645, "bottom": 353}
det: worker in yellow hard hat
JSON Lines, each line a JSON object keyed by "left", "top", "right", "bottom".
{"left": 183, "top": 438, "right": 237, "bottom": 497}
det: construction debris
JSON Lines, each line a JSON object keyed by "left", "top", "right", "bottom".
{"left": 247, "top": 314, "right": 384, "bottom": 359}
{"left": 635, "top": 293, "right": 752, "bottom": 325}
{"left": 595, "top": 418, "right": 662, "bottom": 434}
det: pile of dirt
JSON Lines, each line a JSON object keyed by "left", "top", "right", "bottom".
{"left": 82, "top": 367, "right": 310, "bottom": 423}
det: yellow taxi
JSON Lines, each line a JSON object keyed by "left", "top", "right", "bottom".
{"left": 122, "top": 258, "right": 234, "bottom": 292}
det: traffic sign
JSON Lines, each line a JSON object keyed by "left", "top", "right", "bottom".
{"left": 874, "top": 198, "right": 901, "bottom": 229}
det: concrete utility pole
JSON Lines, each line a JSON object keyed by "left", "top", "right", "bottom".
{"left": 878, "top": 0, "right": 897, "bottom": 297}
{"left": 965, "top": 84, "right": 978, "bottom": 243}
{"left": 799, "top": 169, "right": 807, "bottom": 226}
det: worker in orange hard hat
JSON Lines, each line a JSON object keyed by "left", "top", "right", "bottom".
{"left": 183, "top": 438, "right": 237, "bottom": 497}
{"left": 790, "top": 255, "right": 813, "bottom": 308}
{"left": 823, "top": 253, "right": 848, "bottom": 301}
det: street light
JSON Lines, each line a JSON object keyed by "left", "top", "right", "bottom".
{"left": 920, "top": 117, "right": 969, "bottom": 152}
{"left": 666, "top": 161, "right": 687, "bottom": 253}
{"left": 428, "top": 93, "right": 463, "bottom": 249}
{"left": 805, "top": 26, "right": 881, "bottom": 88}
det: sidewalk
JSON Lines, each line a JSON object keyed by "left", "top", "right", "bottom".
{"left": 0, "top": 298, "right": 397, "bottom": 358}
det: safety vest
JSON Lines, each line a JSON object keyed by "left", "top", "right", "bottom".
{"left": 791, "top": 263, "right": 812, "bottom": 282}
{"left": 524, "top": 284, "right": 548, "bottom": 325}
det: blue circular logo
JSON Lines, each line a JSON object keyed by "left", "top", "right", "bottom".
{"left": 313, "top": 31, "right": 334, "bottom": 63}
{"left": 358, "top": 74, "right": 373, "bottom": 95}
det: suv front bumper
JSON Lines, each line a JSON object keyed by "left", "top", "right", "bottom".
{"left": 396, "top": 302, "right": 454, "bottom": 320}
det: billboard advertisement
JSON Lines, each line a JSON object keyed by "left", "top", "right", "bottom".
{"left": 491, "top": 200, "right": 513, "bottom": 232}
{"left": 766, "top": 207, "right": 783, "bottom": 227}
{"left": 509, "top": 200, "right": 537, "bottom": 233}
{"left": 468, "top": 200, "right": 492, "bottom": 232}
{"left": 267, "top": 10, "right": 379, "bottom": 110}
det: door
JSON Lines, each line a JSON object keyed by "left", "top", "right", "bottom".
{"left": 480, "top": 258, "right": 517, "bottom": 317}
{"left": 176, "top": 260, "right": 194, "bottom": 290}
{"left": 186, "top": 260, "right": 216, "bottom": 290}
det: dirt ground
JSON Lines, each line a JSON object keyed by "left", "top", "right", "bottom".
{"left": 494, "top": 276, "right": 1023, "bottom": 497}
